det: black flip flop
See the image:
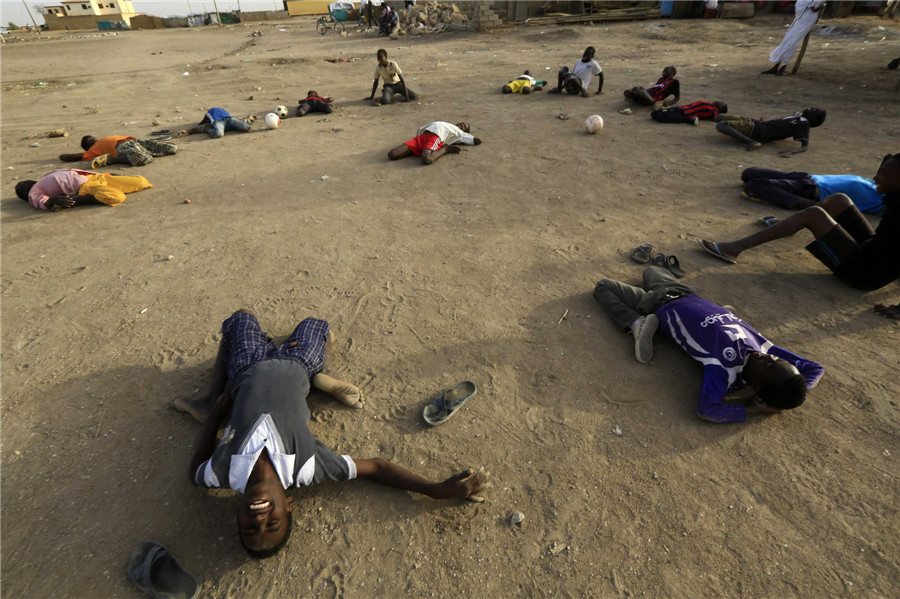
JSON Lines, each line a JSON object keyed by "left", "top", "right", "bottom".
{"left": 630, "top": 244, "right": 654, "bottom": 264}
{"left": 128, "top": 541, "right": 200, "bottom": 599}
{"left": 652, "top": 253, "right": 686, "bottom": 278}
{"left": 150, "top": 129, "right": 172, "bottom": 136}
{"left": 423, "top": 381, "right": 477, "bottom": 426}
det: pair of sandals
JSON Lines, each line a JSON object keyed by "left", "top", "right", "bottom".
{"left": 630, "top": 244, "right": 685, "bottom": 278}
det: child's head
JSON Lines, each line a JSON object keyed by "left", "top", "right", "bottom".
{"left": 307, "top": 90, "right": 318, "bottom": 98}
{"left": 80, "top": 135, "right": 96, "bottom": 151}
{"left": 376, "top": 48, "right": 388, "bottom": 65}
{"left": 663, "top": 66, "right": 677, "bottom": 78}
{"left": 237, "top": 484, "right": 294, "bottom": 559}
{"left": 802, "top": 107, "right": 826, "bottom": 128}
{"left": 744, "top": 353, "right": 807, "bottom": 410}
{"left": 455, "top": 122, "right": 470, "bottom": 133}
{"left": 582, "top": 46, "right": 596, "bottom": 61}
{"left": 523, "top": 70, "right": 531, "bottom": 76}
{"left": 874, "top": 153, "right": 900, "bottom": 195}
{"left": 713, "top": 101, "right": 728, "bottom": 113}
{"left": 15, "top": 180, "right": 37, "bottom": 201}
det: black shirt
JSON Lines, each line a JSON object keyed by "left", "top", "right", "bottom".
{"left": 836, "top": 193, "right": 900, "bottom": 290}
{"left": 752, "top": 115, "right": 810, "bottom": 144}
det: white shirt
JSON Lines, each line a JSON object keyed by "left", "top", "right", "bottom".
{"left": 197, "top": 414, "right": 356, "bottom": 493}
{"left": 418, "top": 121, "right": 475, "bottom": 145}
{"left": 572, "top": 59, "right": 602, "bottom": 89}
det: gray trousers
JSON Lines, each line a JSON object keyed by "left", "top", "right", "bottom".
{"left": 593, "top": 266, "right": 696, "bottom": 331}
{"left": 381, "top": 81, "right": 418, "bottom": 104}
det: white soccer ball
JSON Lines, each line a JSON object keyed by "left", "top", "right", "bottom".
{"left": 585, "top": 114, "right": 604, "bottom": 134}
{"left": 274, "top": 105, "right": 288, "bottom": 119}
{"left": 264, "top": 113, "right": 280, "bottom": 129}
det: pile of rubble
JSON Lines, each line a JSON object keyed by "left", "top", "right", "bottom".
{"left": 397, "top": 2, "right": 469, "bottom": 36}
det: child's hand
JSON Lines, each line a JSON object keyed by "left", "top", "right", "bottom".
{"left": 473, "top": 138, "right": 482, "bottom": 145}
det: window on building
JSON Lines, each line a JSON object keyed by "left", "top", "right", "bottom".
{"left": 82, "top": 3, "right": 88, "bottom": 8}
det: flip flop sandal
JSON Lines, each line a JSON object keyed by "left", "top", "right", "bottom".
{"left": 740, "top": 191, "right": 761, "bottom": 202}
{"left": 422, "top": 381, "right": 477, "bottom": 426}
{"left": 652, "top": 253, "right": 686, "bottom": 278}
{"left": 128, "top": 541, "right": 201, "bottom": 599}
{"left": 151, "top": 129, "right": 172, "bottom": 136}
{"left": 91, "top": 153, "right": 110, "bottom": 169}
{"left": 697, "top": 239, "right": 737, "bottom": 264}
{"left": 758, "top": 216, "right": 780, "bottom": 227}
{"left": 630, "top": 244, "right": 654, "bottom": 264}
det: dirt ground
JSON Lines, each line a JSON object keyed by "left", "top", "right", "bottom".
{"left": 2, "top": 12, "right": 899, "bottom": 599}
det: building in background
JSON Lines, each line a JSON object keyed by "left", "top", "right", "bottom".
{"left": 43, "top": 1, "right": 142, "bottom": 30}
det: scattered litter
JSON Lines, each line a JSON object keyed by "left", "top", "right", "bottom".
{"left": 557, "top": 113, "right": 569, "bottom": 121}
{"left": 885, "top": 450, "right": 892, "bottom": 457}
{"left": 166, "top": 255, "right": 175, "bottom": 261}
{"left": 140, "top": 308, "right": 148, "bottom": 314}
{"left": 612, "top": 426, "right": 623, "bottom": 436}
{"left": 320, "top": 175, "right": 329, "bottom": 180}
{"left": 182, "top": 72, "right": 190, "bottom": 76}
{"left": 47, "top": 128, "right": 69, "bottom": 138}
{"left": 123, "top": 121, "right": 136, "bottom": 126}
{"left": 29, "top": 142, "right": 40, "bottom": 147}
{"left": 509, "top": 512, "right": 524, "bottom": 525}
{"left": 183, "top": 198, "right": 191, "bottom": 204}
{"left": 619, "top": 108, "right": 633, "bottom": 115}
{"left": 548, "top": 542, "right": 568, "bottom": 556}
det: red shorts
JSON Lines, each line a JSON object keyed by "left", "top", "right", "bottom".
{"left": 404, "top": 132, "right": 444, "bottom": 156}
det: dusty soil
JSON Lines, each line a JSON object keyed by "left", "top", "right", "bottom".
{"left": 2, "top": 13, "right": 899, "bottom": 599}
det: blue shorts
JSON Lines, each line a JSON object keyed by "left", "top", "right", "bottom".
{"left": 221, "top": 312, "right": 330, "bottom": 380}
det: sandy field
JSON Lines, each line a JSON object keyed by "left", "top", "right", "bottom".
{"left": 2, "top": 12, "right": 899, "bottom": 599}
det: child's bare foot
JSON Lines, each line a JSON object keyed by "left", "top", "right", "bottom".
{"left": 439, "top": 467, "right": 491, "bottom": 502}
{"left": 173, "top": 396, "right": 211, "bottom": 423}
{"left": 445, "top": 145, "right": 462, "bottom": 154}
{"left": 745, "top": 142, "right": 762, "bottom": 151}
{"left": 177, "top": 130, "right": 188, "bottom": 138}
{"left": 312, "top": 373, "right": 364, "bottom": 409}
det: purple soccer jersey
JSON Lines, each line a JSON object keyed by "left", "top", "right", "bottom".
{"left": 655, "top": 294, "right": 824, "bottom": 423}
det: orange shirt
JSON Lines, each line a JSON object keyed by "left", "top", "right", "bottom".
{"left": 82, "top": 135, "right": 136, "bottom": 160}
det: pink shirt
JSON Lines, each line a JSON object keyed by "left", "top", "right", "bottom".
{"left": 28, "top": 169, "right": 92, "bottom": 210}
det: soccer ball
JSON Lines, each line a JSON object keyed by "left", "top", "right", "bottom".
{"left": 274, "top": 105, "right": 288, "bottom": 119}
{"left": 264, "top": 113, "right": 280, "bottom": 129}
{"left": 585, "top": 115, "right": 604, "bottom": 134}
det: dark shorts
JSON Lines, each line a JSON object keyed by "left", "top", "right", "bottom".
{"left": 221, "top": 312, "right": 330, "bottom": 380}
{"left": 806, "top": 227, "right": 861, "bottom": 272}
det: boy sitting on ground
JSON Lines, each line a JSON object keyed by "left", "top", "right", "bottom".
{"left": 15, "top": 169, "right": 152, "bottom": 211}
{"left": 714, "top": 108, "right": 825, "bottom": 155}
{"left": 367, "top": 49, "right": 419, "bottom": 106}
{"left": 59, "top": 134, "right": 177, "bottom": 169}
{"left": 387, "top": 121, "right": 481, "bottom": 165}
{"left": 594, "top": 267, "right": 824, "bottom": 423}
{"left": 549, "top": 47, "right": 603, "bottom": 97}
{"left": 502, "top": 71, "right": 547, "bottom": 95}
{"left": 624, "top": 66, "right": 680, "bottom": 107}
{"left": 297, "top": 91, "right": 333, "bottom": 116}
{"left": 180, "top": 310, "right": 489, "bottom": 558}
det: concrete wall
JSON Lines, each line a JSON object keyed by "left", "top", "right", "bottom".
{"left": 43, "top": 12, "right": 130, "bottom": 29}
{"left": 240, "top": 10, "right": 290, "bottom": 22}
{"left": 129, "top": 14, "right": 164, "bottom": 29}
{"left": 285, "top": 1, "right": 332, "bottom": 16}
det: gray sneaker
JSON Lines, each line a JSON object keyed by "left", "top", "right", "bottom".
{"left": 632, "top": 314, "right": 659, "bottom": 364}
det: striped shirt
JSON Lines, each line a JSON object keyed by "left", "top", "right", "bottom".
{"left": 679, "top": 101, "right": 721, "bottom": 120}
{"left": 647, "top": 77, "right": 679, "bottom": 102}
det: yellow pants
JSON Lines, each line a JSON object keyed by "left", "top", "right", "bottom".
{"left": 77, "top": 173, "right": 152, "bottom": 206}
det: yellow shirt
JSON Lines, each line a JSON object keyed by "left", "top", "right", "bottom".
{"left": 506, "top": 79, "right": 534, "bottom": 93}
{"left": 374, "top": 60, "right": 402, "bottom": 84}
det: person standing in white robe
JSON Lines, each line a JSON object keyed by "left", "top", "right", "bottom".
{"left": 762, "top": 0, "right": 825, "bottom": 75}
